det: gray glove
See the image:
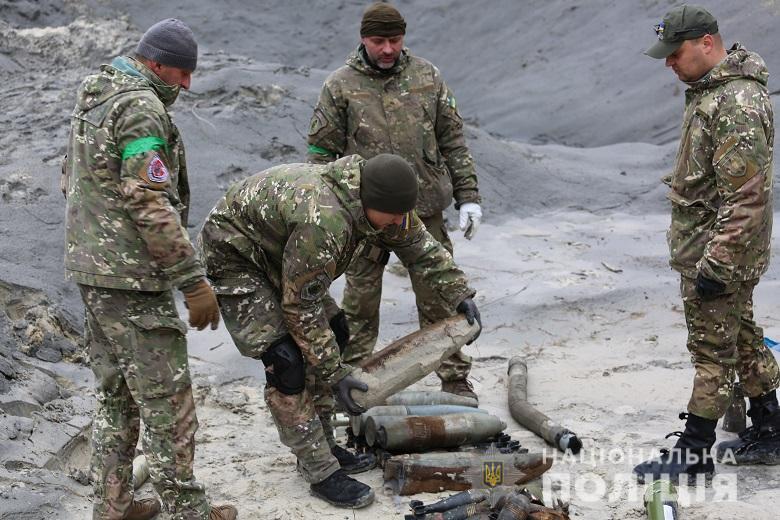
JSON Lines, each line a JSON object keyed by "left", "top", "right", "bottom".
{"left": 332, "top": 373, "right": 368, "bottom": 416}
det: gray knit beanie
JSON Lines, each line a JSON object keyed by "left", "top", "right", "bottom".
{"left": 361, "top": 154, "right": 418, "bottom": 213}
{"left": 136, "top": 19, "right": 198, "bottom": 71}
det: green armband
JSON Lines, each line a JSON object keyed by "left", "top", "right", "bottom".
{"left": 122, "top": 136, "right": 168, "bottom": 160}
{"left": 307, "top": 144, "right": 335, "bottom": 157}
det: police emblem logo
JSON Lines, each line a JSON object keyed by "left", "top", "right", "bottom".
{"left": 147, "top": 155, "right": 170, "bottom": 183}
{"left": 482, "top": 461, "right": 503, "bottom": 488}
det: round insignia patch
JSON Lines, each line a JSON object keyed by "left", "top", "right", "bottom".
{"left": 147, "top": 155, "right": 170, "bottom": 183}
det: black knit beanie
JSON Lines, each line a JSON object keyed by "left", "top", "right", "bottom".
{"left": 361, "top": 154, "right": 418, "bottom": 213}
{"left": 136, "top": 19, "right": 198, "bottom": 71}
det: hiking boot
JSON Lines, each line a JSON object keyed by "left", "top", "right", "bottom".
{"left": 125, "top": 498, "right": 161, "bottom": 520}
{"left": 332, "top": 444, "right": 376, "bottom": 474}
{"left": 633, "top": 412, "right": 716, "bottom": 484}
{"left": 208, "top": 504, "right": 238, "bottom": 520}
{"left": 716, "top": 390, "right": 780, "bottom": 465}
{"left": 310, "top": 469, "right": 375, "bottom": 508}
{"left": 441, "top": 378, "right": 478, "bottom": 402}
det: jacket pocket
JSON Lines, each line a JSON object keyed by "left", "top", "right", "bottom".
{"left": 127, "top": 314, "right": 191, "bottom": 398}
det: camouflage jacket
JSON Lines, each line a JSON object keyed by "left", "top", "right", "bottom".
{"left": 307, "top": 46, "right": 480, "bottom": 218}
{"left": 63, "top": 56, "right": 204, "bottom": 292}
{"left": 198, "top": 155, "right": 475, "bottom": 385}
{"left": 666, "top": 44, "right": 774, "bottom": 282}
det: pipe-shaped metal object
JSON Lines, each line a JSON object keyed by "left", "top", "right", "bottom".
{"left": 507, "top": 357, "right": 581, "bottom": 454}
{"left": 644, "top": 480, "right": 678, "bottom": 520}
{"left": 407, "top": 501, "right": 493, "bottom": 520}
{"left": 367, "top": 412, "right": 506, "bottom": 451}
{"left": 384, "top": 451, "right": 552, "bottom": 495}
{"left": 410, "top": 489, "right": 490, "bottom": 516}
{"left": 387, "top": 390, "right": 479, "bottom": 408}
{"left": 350, "top": 316, "right": 480, "bottom": 410}
{"left": 132, "top": 454, "right": 149, "bottom": 490}
{"left": 351, "top": 404, "right": 489, "bottom": 436}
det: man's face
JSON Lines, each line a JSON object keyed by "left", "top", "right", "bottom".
{"left": 150, "top": 62, "right": 193, "bottom": 89}
{"left": 365, "top": 208, "right": 405, "bottom": 230}
{"left": 361, "top": 35, "right": 404, "bottom": 69}
{"left": 665, "top": 38, "right": 711, "bottom": 82}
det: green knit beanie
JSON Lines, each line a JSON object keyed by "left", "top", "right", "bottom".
{"left": 360, "top": 154, "right": 418, "bottom": 213}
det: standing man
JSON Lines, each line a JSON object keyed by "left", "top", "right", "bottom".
{"left": 634, "top": 5, "right": 779, "bottom": 483}
{"left": 198, "top": 153, "right": 480, "bottom": 508}
{"left": 307, "top": 2, "right": 482, "bottom": 399}
{"left": 63, "top": 19, "right": 236, "bottom": 520}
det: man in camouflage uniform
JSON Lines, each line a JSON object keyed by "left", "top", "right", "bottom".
{"left": 63, "top": 19, "right": 236, "bottom": 520}
{"left": 634, "top": 5, "right": 779, "bottom": 484}
{"left": 307, "top": 2, "right": 482, "bottom": 399}
{"left": 198, "top": 153, "right": 480, "bottom": 508}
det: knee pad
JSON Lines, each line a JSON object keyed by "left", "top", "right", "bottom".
{"left": 261, "top": 336, "right": 306, "bottom": 395}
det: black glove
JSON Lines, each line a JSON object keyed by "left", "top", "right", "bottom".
{"left": 456, "top": 297, "right": 482, "bottom": 344}
{"left": 332, "top": 374, "right": 368, "bottom": 416}
{"left": 695, "top": 272, "right": 726, "bottom": 301}
{"left": 329, "top": 310, "right": 350, "bottom": 355}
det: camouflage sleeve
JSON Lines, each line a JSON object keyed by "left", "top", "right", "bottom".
{"left": 114, "top": 106, "right": 204, "bottom": 290}
{"left": 307, "top": 82, "right": 346, "bottom": 164}
{"left": 434, "top": 74, "right": 480, "bottom": 208}
{"left": 699, "top": 99, "right": 772, "bottom": 283}
{"left": 381, "top": 212, "right": 475, "bottom": 307}
{"left": 281, "top": 223, "right": 352, "bottom": 385}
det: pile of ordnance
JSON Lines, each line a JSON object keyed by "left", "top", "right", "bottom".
{"left": 337, "top": 315, "right": 578, "bottom": 518}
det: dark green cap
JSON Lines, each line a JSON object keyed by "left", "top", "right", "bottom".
{"left": 360, "top": 154, "right": 418, "bottom": 214}
{"left": 645, "top": 4, "right": 718, "bottom": 59}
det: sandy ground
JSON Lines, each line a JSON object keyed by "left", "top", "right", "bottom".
{"left": 1, "top": 1, "right": 780, "bottom": 519}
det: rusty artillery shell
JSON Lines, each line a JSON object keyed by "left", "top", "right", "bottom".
{"left": 351, "top": 404, "right": 488, "bottom": 436}
{"left": 366, "top": 412, "right": 505, "bottom": 451}
{"left": 384, "top": 451, "right": 552, "bottom": 495}
{"left": 386, "top": 390, "right": 479, "bottom": 408}
{"left": 349, "top": 316, "right": 480, "bottom": 410}
{"left": 507, "top": 357, "right": 581, "bottom": 454}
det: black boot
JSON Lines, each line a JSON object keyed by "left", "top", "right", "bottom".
{"left": 633, "top": 412, "right": 717, "bottom": 484}
{"left": 331, "top": 444, "right": 376, "bottom": 474}
{"left": 310, "top": 469, "right": 375, "bottom": 508}
{"left": 716, "top": 390, "right": 780, "bottom": 465}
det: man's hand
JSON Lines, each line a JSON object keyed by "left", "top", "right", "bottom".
{"left": 459, "top": 203, "right": 482, "bottom": 240}
{"left": 332, "top": 373, "right": 368, "bottom": 416}
{"left": 183, "top": 279, "right": 220, "bottom": 330}
{"left": 456, "top": 297, "right": 482, "bottom": 343}
{"left": 695, "top": 272, "right": 726, "bottom": 301}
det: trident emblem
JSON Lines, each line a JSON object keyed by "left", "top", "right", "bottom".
{"left": 483, "top": 461, "right": 503, "bottom": 488}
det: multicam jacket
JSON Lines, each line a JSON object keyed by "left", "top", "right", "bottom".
{"left": 198, "top": 155, "right": 475, "bottom": 384}
{"left": 63, "top": 56, "right": 204, "bottom": 291}
{"left": 307, "top": 46, "right": 480, "bottom": 218}
{"left": 667, "top": 44, "right": 774, "bottom": 283}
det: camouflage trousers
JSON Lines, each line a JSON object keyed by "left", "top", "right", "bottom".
{"left": 79, "top": 285, "right": 210, "bottom": 520}
{"left": 216, "top": 281, "right": 340, "bottom": 484}
{"left": 680, "top": 276, "right": 780, "bottom": 420}
{"left": 341, "top": 212, "right": 471, "bottom": 381}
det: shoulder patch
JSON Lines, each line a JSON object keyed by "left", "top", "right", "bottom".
{"left": 309, "top": 109, "right": 328, "bottom": 136}
{"left": 147, "top": 155, "right": 170, "bottom": 183}
{"left": 300, "top": 273, "right": 330, "bottom": 302}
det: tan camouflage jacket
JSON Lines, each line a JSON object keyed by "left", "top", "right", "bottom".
{"left": 198, "top": 155, "right": 475, "bottom": 384}
{"left": 666, "top": 44, "right": 774, "bottom": 283}
{"left": 63, "top": 56, "right": 204, "bottom": 292}
{"left": 307, "top": 46, "right": 480, "bottom": 218}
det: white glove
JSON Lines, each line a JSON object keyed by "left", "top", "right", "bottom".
{"left": 458, "top": 203, "right": 482, "bottom": 240}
